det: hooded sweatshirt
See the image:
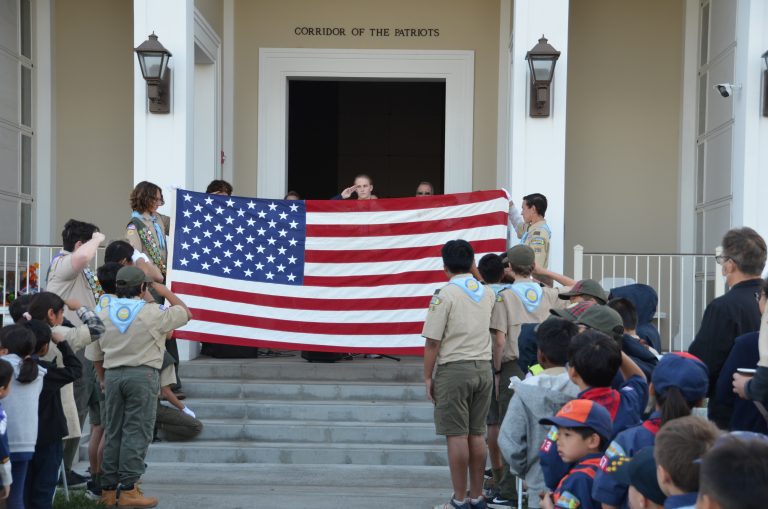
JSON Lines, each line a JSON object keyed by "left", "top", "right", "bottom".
{"left": 1, "top": 354, "right": 46, "bottom": 455}
{"left": 498, "top": 367, "right": 580, "bottom": 508}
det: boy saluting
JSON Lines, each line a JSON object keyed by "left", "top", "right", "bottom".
{"left": 423, "top": 240, "right": 496, "bottom": 509}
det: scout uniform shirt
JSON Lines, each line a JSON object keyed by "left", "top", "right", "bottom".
{"left": 421, "top": 274, "right": 495, "bottom": 364}
{"left": 518, "top": 219, "right": 551, "bottom": 269}
{"left": 46, "top": 251, "right": 99, "bottom": 326}
{"left": 87, "top": 295, "right": 189, "bottom": 370}
{"left": 491, "top": 282, "right": 566, "bottom": 363}
{"left": 126, "top": 212, "right": 170, "bottom": 273}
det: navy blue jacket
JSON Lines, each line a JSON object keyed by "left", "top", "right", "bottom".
{"left": 714, "top": 332, "right": 767, "bottom": 432}
{"left": 610, "top": 284, "right": 662, "bottom": 351}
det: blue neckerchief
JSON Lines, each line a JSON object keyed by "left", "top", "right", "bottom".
{"left": 508, "top": 281, "right": 543, "bottom": 313}
{"left": 521, "top": 222, "right": 552, "bottom": 245}
{"left": 107, "top": 298, "right": 146, "bottom": 334}
{"left": 131, "top": 211, "right": 166, "bottom": 250}
{"left": 96, "top": 294, "right": 114, "bottom": 313}
{"left": 489, "top": 282, "right": 514, "bottom": 296}
{"left": 449, "top": 276, "right": 486, "bottom": 303}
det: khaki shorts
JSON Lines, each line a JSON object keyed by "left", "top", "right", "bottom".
{"left": 87, "top": 363, "right": 106, "bottom": 427}
{"left": 433, "top": 360, "right": 492, "bottom": 436}
{"left": 486, "top": 375, "right": 500, "bottom": 426}
{"left": 497, "top": 359, "right": 525, "bottom": 420}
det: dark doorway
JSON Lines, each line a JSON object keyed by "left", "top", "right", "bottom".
{"left": 287, "top": 80, "right": 446, "bottom": 199}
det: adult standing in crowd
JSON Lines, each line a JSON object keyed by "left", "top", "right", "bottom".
{"left": 333, "top": 174, "right": 375, "bottom": 200}
{"left": 508, "top": 193, "right": 551, "bottom": 269}
{"left": 126, "top": 181, "right": 185, "bottom": 399}
{"left": 416, "top": 181, "right": 434, "bottom": 196}
{"left": 46, "top": 219, "right": 105, "bottom": 487}
{"left": 689, "top": 227, "right": 766, "bottom": 427}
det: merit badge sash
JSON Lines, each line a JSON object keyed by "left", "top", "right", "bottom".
{"left": 107, "top": 298, "right": 146, "bottom": 334}
{"left": 449, "top": 276, "right": 486, "bottom": 303}
{"left": 508, "top": 281, "right": 543, "bottom": 313}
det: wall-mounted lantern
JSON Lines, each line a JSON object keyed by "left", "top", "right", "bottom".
{"left": 762, "top": 49, "right": 768, "bottom": 117}
{"left": 525, "top": 35, "right": 561, "bottom": 118}
{"left": 134, "top": 33, "right": 172, "bottom": 114}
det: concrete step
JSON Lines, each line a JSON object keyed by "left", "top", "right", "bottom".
{"left": 143, "top": 440, "right": 448, "bottom": 466}
{"left": 181, "top": 378, "right": 427, "bottom": 401}
{"left": 184, "top": 398, "right": 435, "bottom": 423}
{"left": 180, "top": 356, "right": 426, "bottom": 383}
{"left": 74, "top": 461, "right": 452, "bottom": 509}
{"left": 196, "top": 419, "right": 441, "bottom": 444}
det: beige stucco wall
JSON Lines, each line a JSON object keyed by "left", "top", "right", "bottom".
{"left": 232, "top": 0, "right": 501, "bottom": 196}
{"left": 564, "top": 0, "right": 684, "bottom": 271}
{"left": 195, "top": 0, "right": 223, "bottom": 37}
{"left": 54, "top": 0, "right": 133, "bottom": 243}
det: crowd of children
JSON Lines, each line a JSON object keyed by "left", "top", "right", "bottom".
{"left": 425, "top": 229, "right": 768, "bottom": 509}
{"left": 0, "top": 234, "right": 197, "bottom": 509}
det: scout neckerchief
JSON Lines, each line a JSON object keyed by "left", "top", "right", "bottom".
{"left": 508, "top": 281, "right": 544, "bottom": 313}
{"left": 106, "top": 297, "right": 146, "bottom": 334}
{"left": 580, "top": 386, "right": 621, "bottom": 421}
{"left": 46, "top": 251, "right": 103, "bottom": 302}
{"left": 129, "top": 213, "right": 167, "bottom": 276}
{"left": 553, "top": 454, "right": 602, "bottom": 507}
{"left": 521, "top": 221, "right": 552, "bottom": 245}
{"left": 449, "top": 275, "right": 486, "bottom": 303}
{"left": 489, "top": 282, "right": 514, "bottom": 296}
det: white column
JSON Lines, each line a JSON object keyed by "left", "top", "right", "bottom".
{"left": 133, "top": 0, "right": 195, "bottom": 193}
{"left": 732, "top": 0, "right": 768, "bottom": 244}
{"left": 508, "top": 0, "right": 569, "bottom": 274}
{"left": 134, "top": 0, "right": 197, "bottom": 360}
{"left": 33, "top": 0, "right": 54, "bottom": 243}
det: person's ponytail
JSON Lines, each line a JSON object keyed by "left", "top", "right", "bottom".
{"left": 0, "top": 324, "right": 39, "bottom": 384}
{"left": 658, "top": 386, "right": 693, "bottom": 424}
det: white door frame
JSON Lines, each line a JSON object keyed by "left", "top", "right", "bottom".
{"left": 257, "top": 48, "right": 475, "bottom": 198}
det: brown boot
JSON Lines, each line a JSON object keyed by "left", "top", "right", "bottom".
{"left": 101, "top": 489, "right": 117, "bottom": 506}
{"left": 117, "top": 484, "right": 158, "bottom": 508}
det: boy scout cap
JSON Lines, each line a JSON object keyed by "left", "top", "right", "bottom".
{"left": 539, "top": 399, "right": 612, "bottom": 441}
{"left": 116, "top": 265, "right": 152, "bottom": 289}
{"left": 652, "top": 352, "right": 709, "bottom": 402}
{"left": 502, "top": 245, "right": 535, "bottom": 266}
{"left": 576, "top": 304, "right": 624, "bottom": 340}
{"left": 550, "top": 301, "right": 596, "bottom": 322}
{"left": 610, "top": 447, "right": 666, "bottom": 505}
{"left": 558, "top": 279, "right": 608, "bottom": 304}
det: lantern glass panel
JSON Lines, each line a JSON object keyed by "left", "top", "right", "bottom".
{"left": 531, "top": 59, "right": 554, "bottom": 82}
{"left": 139, "top": 53, "right": 165, "bottom": 79}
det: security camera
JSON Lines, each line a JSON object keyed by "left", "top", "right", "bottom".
{"left": 713, "top": 83, "right": 738, "bottom": 98}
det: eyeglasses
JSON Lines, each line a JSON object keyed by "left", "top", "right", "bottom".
{"left": 416, "top": 192, "right": 432, "bottom": 196}
{"left": 153, "top": 196, "right": 165, "bottom": 205}
{"left": 714, "top": 255, "right": 730, "bottom": 265}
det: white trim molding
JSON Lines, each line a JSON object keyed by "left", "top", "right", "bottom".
{"left": 257, "top": 48, "right": 475, "bottom": 199}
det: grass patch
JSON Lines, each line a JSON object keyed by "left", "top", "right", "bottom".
{"left": 53, "top": 490, "right": 105, "bottom": 509}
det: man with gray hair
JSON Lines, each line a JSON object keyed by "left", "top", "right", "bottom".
{"left": 689, "top": 226, "right": 767, "bottom": 427}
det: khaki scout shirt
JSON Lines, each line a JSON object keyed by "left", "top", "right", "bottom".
{"left": 46, "top": 251, "right": 97, "bottom": 326}
{"left": 421, "top": 275, "right": 496, "bottom": 365}
{"left": 126, "top": 212, "right": 169, "bottom": 267}
{"left": 490, "top": 283, "right": 566, "bottom": 363}
{"left": 522, "top": 220, "right": 550, "bottom": 269}
{"left": 87, "top": 302, "right": 189, "bottom": 370}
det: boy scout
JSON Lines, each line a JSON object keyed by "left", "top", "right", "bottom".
{"left": 508, "top": 193, "right": 551, "bottom": 269}
{"left": 423, "top": 240, "right": 496, "bottom": 509}
{"left": 89, "top": 266, "right": 191, "bottom": 508}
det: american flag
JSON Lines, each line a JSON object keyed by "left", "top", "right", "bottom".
{"left": 167, "top": 188, "right": 509, "bottom": 354}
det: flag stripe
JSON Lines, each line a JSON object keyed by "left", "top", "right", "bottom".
{"left": 304, "top": 239, "right": 505, "bottom": 263}
{"left": 189, "top": 308, "right": 423, "bottom": 335}
{"left": 306, "top": 211, "right": 507, "bottom": 237}
{"left": 306, "top": 198, "right": 508, "bottom": 225}
{"left": 171, "top": 281, "right": 431, "bottom": 311}
{"left": 174, "top": 330, "right": 424, "bottom": 355}
{"left": 182, "top": 294, "right": 428, "bottom": 323}
{"left": 305, "top": 190, "right": 507, "bottom": 213}
{"left": 303, "top": 270, "right": 446, "bottom": 287}
{"left": 303, "top": 225, "right": 508, "bottom": 250}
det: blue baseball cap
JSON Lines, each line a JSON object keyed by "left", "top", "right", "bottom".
{"left": 652, "top": 352, "right": 709, "bottom": 402}
{"left": 609, "top": 447, "right": 666, "bottom": 505}
{"left": 539, "top": 399, "right": 613, "bottom": 440}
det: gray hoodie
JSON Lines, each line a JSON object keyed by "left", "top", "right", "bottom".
{"left": 498, "top": 368, "right": 579, "bottom": 508}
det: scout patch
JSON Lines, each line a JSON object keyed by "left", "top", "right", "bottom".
{"left": 530, "top": 237, "right": 546, "bottom": 246}
{"left": 449, "top": 276, "right": 486, "bottom": 303}
{"left": 96, "top": 294, "right": 113, "bottom": 312}
{"left": 509, "top": 281, "right": 543, "bottom": 313}
{"left": 555, "top": 490, "right": 580, "bottom": 508}
{"left": 429, "top": 290, "right": 442, "bottom": 310}
{"left": 107, "top": 298, "right": 146, "bottom": 334}
{"left": 600, "top": 441, "right": 627, "bottom": 472}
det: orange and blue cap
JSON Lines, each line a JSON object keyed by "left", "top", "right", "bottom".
{"left": 539, "top": 399, "right": 613, "bottom": 440}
